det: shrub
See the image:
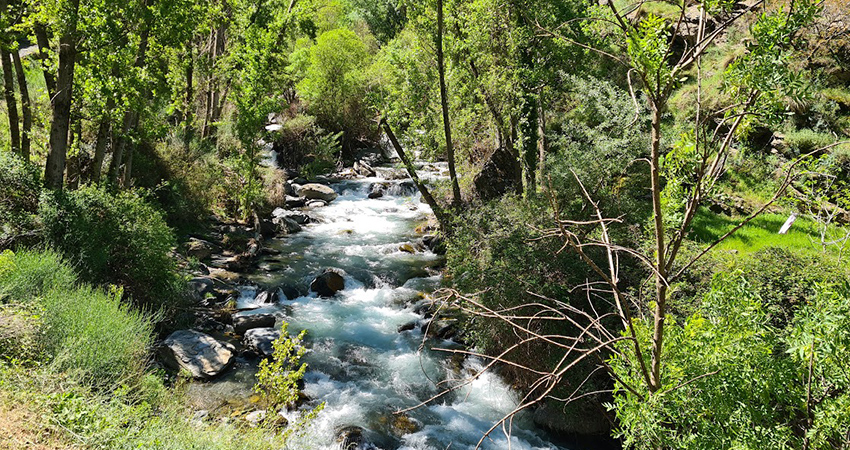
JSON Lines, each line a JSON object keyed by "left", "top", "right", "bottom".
{"left": 0, "top": 151, "right": 42, "bottom": 241}
{"left": 38, "top": 186, "right": 181, "bottom": 307}
{"left": 0, "top": 249, "right": 76, "bottom": 304}
{"left": 42, "top": 284, "right": 155, "bottom": 385}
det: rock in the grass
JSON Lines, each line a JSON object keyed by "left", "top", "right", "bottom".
{"left": 233, "top": 313, "right": 277, "bottom": 335}
{"left": 336, "top": 426, "right": 364, "bottom": 450}
{"left": 310, "top": 269, "right": 346, "bottom": 297}
{"left": 159, "top": 330, "right": 235, "bottom": 379}
{"left": 243, "top": 327, "right": 281, "bottom": 357}
{"left": 186, "top": 238, "right": 217, "bottom": 261}
{"left": 255, "top": 289, "right": 280, "bottom": 305}
{"left": 298, "top": 183, "right": 337, "bottom": 202}
{"left": 244, "top": 410, "right": 266, "bottom": 427}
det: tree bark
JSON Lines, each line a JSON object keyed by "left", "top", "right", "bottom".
{"left": 12, "top": 49, "right": 31, "bottom": 160}
{"left": 183, "top": 43, "right": 194, "bottom": 153}
{"left": 381, "top": 118, "right": 448, "bottom": 229}
{"left": 45, "top": 0, "right": 79, "bottom": 191}
{"left": 536, "top": 93, "right": 546, "bottom": 188}
{"left": 34, "top": 22, "right": 56, "bottom": 100}
{"left": 648, "top": 101, "right": 667, "bottom": 392}
{"left": 109, "top": 24, "right": 149, "bottom": 186}
{"left": 0, "top": 47, "right": 21, "bottom": 155}
{"left": 436, "top": 0, "right": 461, "bottom": 206}
{"left": 66, "top": 112, "right": 81, "bottom": 189}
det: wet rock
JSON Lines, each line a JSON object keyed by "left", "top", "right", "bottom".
{"left": 273, "top": 208, "right": 311, "bottom": 224}
{"left": 310, "top": 269, "right": 346, "bottom": 297}
{"left": 354, "top": 160, "right": 376, "bottom": 177}
{"left": 285, "top": 196, "right": 306, "bottom": 208}
{"left": 292, "top": 177, "right": 308, "bottom": 185}
{"left": 298, "top": 183, "right": 338, "bottom": 202}
{"left": 233, "top": 313, "right": 276, "bottom": 335}
{"left": 188, "top": 277, "right": 215, "bottom": 300}
{"left": 255, "top": 217, "right": 276, "bottom": 239}
{"left": 272, "top": 216, "right": 302, "bottom": 234}
{"left": 255, "top": 289, "right": 280, "bottom": 305}
{"left": 306, "top": 199, "right": 328, "bottom": 209}
{"left": 392, "top": 414, "right": 420, "bottom": 436}
{"left": 277, "top": 284, "right": 302, "bottom": 300}
{"left": 397, "top": 321, "right": 417, "bottom": 333}
{"left": 243, "top": 327, "right": 280, "bottom": 357}
{"left": 399, "top": 243, "right": 416, "bottom": 254}
{"left": 368, "top": 190, "right": 383, "bottom": 199}
{"left": 336, "top": 426, "right": 364, "bottom": 450}
{"left": 422, "top": 234, "right": 446, "bottom": 255}
{"left": 159, "top": 330, "right": 235, "bottom": 379}
{"left": 208, "top": 268, "right": 241, "bottom": 284}
{"left": 186, "top": 238, "right": 218, "bottom": 261}
{"left": 426, "top": 319, "right": 459, "bottom": 340}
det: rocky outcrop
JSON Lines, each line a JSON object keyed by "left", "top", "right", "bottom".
{"left": 243, "top": 327, "right": 280, "bottom": 357}
{"left": 233, "top": 313, "right": 276, "bottom": 335}
{"left": 298, "top": 183, "right": 337, "bottom": 202}
{"left": 186, "top": 238, "right": 218, "bottom": 261}
{"left": 159, "top": 330, "right": 235, "bottom": 379}
{"left": 473, "top": 146, "right": 521, "bottom": 200}
{"left": 272, "top": 216, "right": 302, "bottom": 235}
{"left": 310, "top": 269, "right": 346, "bottom": 297}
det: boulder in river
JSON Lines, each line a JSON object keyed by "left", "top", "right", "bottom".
{"left": 310, "top": 269, "right": 346, "bottom": 297}
{"left": 188, "top": 277, "right": 215, "bottom": 300}
{"left": 159, "top": 330, "right": 235, "bottom": 379}
{"left": 272, "top": 216, "right": 302, "bottom": 234}
{"left": 255, "top": 289, "right": 280, "bottom": 305}
{"left": 186, "top": 238, "right": 217, "bottom": 261}
{"left": 305, "top": 199, "right": 328, "bottom": 209}
{"left": 277, "top": 283, "right": 302, "bottom": 300}
{"left": 285, "top": 196, "right": 306, "bottom": 208}
{"left": 233, "top": 313, "right": 276, "bottom": 335}
{"left": 353, "top": 160, "right": 376, "bottom": 177}
{"left": 243, "top": 327, "right": 280, "bottom": 357}
{"left": 298, "top": 183, "right": 337, "bottom": 202}
{"left": 336, "top": 426, "right": 364, "bottom": 450}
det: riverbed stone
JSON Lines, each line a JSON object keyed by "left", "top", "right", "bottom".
{"left": 298, "top": 183, "right": 337, "bottom": 202}
{"left": 285, "top": 196, "right": 306, "bottom": 208}
{"left": 159, "top": 330, "right": 235, "bottom": 379}
{"left": 233, "top": 313, "right": 276, "bottom": 335}
{"left": 272, "top": 216, "right": 302, "bottom": 234}
{"left": 255, "top": 289, "right": 280, "bottom": 305}
{"left": 310, "top": 269, "right": 346, "bottom": 297}
{"left": 186, "top": 238, "right": 217, "bottom": 261}
{"left": 243, "top": 327, "right": 280, "bottom": 357}
{"left": 306, "top": 199, "right": 328, "bottom": 209}
{"left": 336, "top": 426, "right": 364, "bottom": 450}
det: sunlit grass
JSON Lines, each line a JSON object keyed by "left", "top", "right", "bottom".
{"left": 689, "top": 207, "right": 848, "bottom": 256}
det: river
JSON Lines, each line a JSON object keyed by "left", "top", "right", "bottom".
{"left": 189, "top": 165, "right": 568, "bottom": 450}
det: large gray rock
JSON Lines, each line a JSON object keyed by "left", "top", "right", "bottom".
{"left": 186, "top": 238, "right": 217, "bottom": 261}
{"left": 233, "top": 313, "right": 276, "bottom": 335}
{"left": 243, "top": 327, "right": 280, "bottom": 357}
{"left": 159, "top": 330, "right": 235, "bottom": 379}
{"left": 272, "top": 216, "right": 302, "bottom": 234}
{"left": 310, "top": 269, "right": 346, "bottom": 297}
{"left": 298, "top": 183, "right": 337, "bottom": 202}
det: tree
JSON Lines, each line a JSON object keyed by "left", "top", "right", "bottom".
{"left": 435, "top": 0, "right": 460, "bottom": 205}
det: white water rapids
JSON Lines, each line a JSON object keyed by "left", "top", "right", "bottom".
{"left": 191, "top": 166, "right": 569, "bottom": 450}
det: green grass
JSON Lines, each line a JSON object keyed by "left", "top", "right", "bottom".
{"left": 689, "top": 207, "right": 847, "bottom": 256}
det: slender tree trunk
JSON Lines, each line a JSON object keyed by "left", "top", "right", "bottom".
{"left": 183, "top": 43, "right": 194, "bottom": 153}
{"left": 381, "top": 119, "right": 448, "bottom": 228}
{"left": 536, "top": 94, "right": 546, "bottom": 188}
{"left": 91, "top": 96, "right": 114, "bottom": 183}
{"left": 34, "top": 22, "right": 56, "bottom": 100}
{"left": 12, "top": 49, "right": 31, "bottom": 160}
{"left": 436, "top": 0, "right": 461, "bottom": 205}
{"left": 520, "top": 91, "right": 539, "bottom": 194}
{"left": 66, "top": 112, "right": 81, "bottom": 189}
{"left": 45, "top": 3, "right": 79, "bottom": 191}
{"left": 0, "top": 47, "right": 21, "bottom": 155}
{"left": 109, "top": 25, "right": 149, "bottom": 186}
{"left": 648, "top": 101, "right": 667, "bottom": 392}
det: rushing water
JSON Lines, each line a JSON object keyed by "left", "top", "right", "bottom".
{"left": 193, "top": 166, "right": 569, "bottom": 450}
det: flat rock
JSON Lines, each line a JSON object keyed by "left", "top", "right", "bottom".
{"left": 159, "top": 330, "right": 235, "bottom": 379}
{"left": 243, "top": 327, "right": 280, "bottom": 357}
{"left": 233, "top": 313, "right": 276, "bottom": 335}
{"left": 298, "top": 183, "right": 337, "bottom": 202}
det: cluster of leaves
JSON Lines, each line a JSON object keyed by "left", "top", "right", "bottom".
{"left": 610, "top": 252, "right": 850, "bottom": 450}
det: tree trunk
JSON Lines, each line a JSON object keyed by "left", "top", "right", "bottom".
{"left": 536, "top": 93, "right": 547, "bottom": 188}
{"left": 12, "top": 49, "right": 31, "bottom": 160}
{"left": 0, "top": 47, "right": 20, "bottom": 155}
{"left": 91, "top": 95, "right": 114, "bottom": 183}
{"left": 520, "top": 90, "right": 538, "bottom": 194}
{"left": 381, "top": 119, "right": 448, "bottom": 229}
{"left": 66, "top": 112, "right": 81, "bottom": 189}
{"left": 45, "top": 9, "right": 79, "bottom": 190}
{"left": 183, "top": 43, "right": 194, "bottom": 153}
{"left": 648, "top": 101, "right": 667, "bottom": 392}
{"left": 109, "top": 24, "right": 149, "bottom": 186}
{"left": 436, "top": 0, "right": 461, "bottom": 206}
{"left": 34, "top": 22, "right": 56, "bottom": 100}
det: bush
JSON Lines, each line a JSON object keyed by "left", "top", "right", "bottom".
{"left": 0, "top": 151, "right": 42, "bottom": 241}
{"left": 42, "top": 284, "right": 154, "bottom": 385}
{"left": 38, "top": 186, "right": 181, "bottom": 307}
{"left": 0, "top": 249, "right": 76, "bottom": 304}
